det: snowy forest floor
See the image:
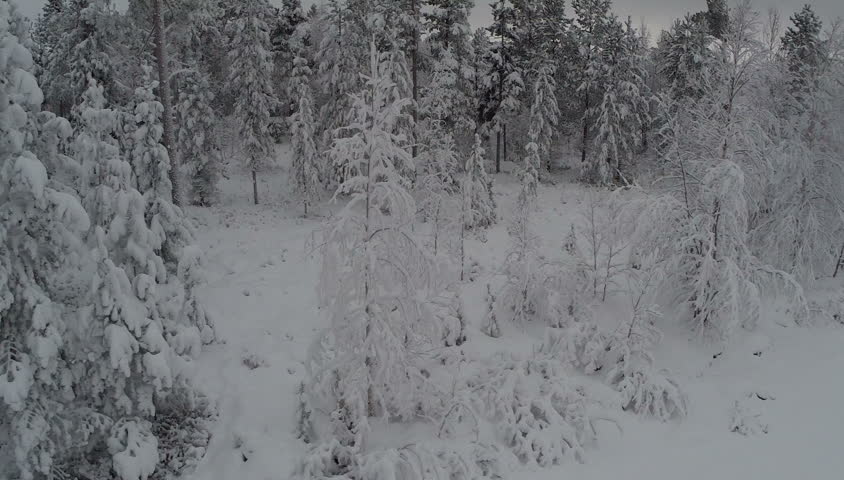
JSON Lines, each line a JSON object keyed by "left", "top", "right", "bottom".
{"left": 183, "top": 148, "right": 844, "bottom": 480}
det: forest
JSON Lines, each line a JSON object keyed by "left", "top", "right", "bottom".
{"left": 2, "top": 0, "right": 844, "bottom": 479}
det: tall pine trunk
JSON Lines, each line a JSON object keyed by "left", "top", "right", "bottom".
{"left": 410, "top": 0, "right": 419, "bottom": 161}
{"left": 153, "top": 0, "right": 181, "bottom": 206}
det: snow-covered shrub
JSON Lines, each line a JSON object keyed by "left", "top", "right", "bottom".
{"left": 107, "top": 418, "right": 159, "bottom": 480}
{"left": 294, "top": 440, "right": 503, "bottom": 480}
{"left": 294, "top": 381, "right": 314, "bottom": 444}
{"left": 482, "top": 283, "right": 501, "bottom": 338}
{"left": 540, "top": 323, "right": 608, "bottom": 375}
{"left": 150, "top": 396, "right": 215, "bottom": 480}
{"left": 468, "top": 354, "right": 597, "bottom": 466}
{"left": 568, "top": 191, "right": 631, "bottom": 301}
{"left": 429, "top": 287, "right": 467, "bottom": 347}
{"left": 612, "top": 366, "right": 687, "bottom": 420}
{"left": 729, "top": 393, "right": 772, "bottom": 436}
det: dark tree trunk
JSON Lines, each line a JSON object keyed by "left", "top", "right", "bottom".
{"left": 495, "top": 131, "right": 501, "bottom": 173}
{"left": 153, "top": 0, "right": 181, "bottom": 206}
{"left": 252, "top": 169, "right": 259, "bottom": 205}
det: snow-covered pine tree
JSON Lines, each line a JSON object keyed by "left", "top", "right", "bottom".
{"left": 226, "top": 0, "right": 277, "bottom": 205}
{"left": 40, "top": 0, "right": 118, "bottom": 118}
{"left": 76, "top": 75, "right": 213, "bottom": 477}
{"left": 287, "top": 53, "right": 322, "bottom": 216}
{"left": 128, "top": 67, "right": 193, "bottom": 262}
{"left": 781, "top": 4, "right": 825, "bottom": 95}
{"left": 526, "top": 62, "right": 560, "bottom": 177}
{"left": 463, "top": 134, "right": 496, "bottom": 231}
{"left": 309, "top": 42, "right": 441, "bottom": 458}
{"left": 656, "top": 13, "right": 715, "bottom": 102}
{"left": 571, "top": 0, "right": 613, "bottom": 169}
{"left": 175, "top": 69, "right": 221, "bottom": 207}
{"left": 591, "top": 19, "right": 648, "bottom": 184}
{"left": 485, "top": 0, "right": 524, "bottom": 172}
{"left": 0, "top": 5, "right": 94, "bottom": 476}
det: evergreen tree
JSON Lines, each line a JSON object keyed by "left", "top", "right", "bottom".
{"left": 41, "top": 0, "right": 117, "bottom": 118}
{"left": 464, "top": 134, "right": 497, "bottom": 230}
{"left": 781, "top": 4, "right": 825, "bottom": 92}
{"left": 571, "top": 0, "right": 613, "bottom": 168}
{"left": 311, "top": 43, "right": 440, "bottom": 454}
{"left": 591, "top": 19, "right": 648, "bottom": 184}
{"left": 288, "top": 54, "right": 322, "bottom": 216}
{"left": 525, "top": 61, "right": 560, "bottom": 177}
{"left": 316, "top": 0, "right": 366, "bottom": 166}
{"left": 1, "top": 5, "right": 93, "bottom": 476}
{"left": 424, "top": 0, "right": 473, "bottom": 58}
{"left": 226, "top": 0, "right": 277, "bottom": 205}
{"left": 75, "top": 78, "right": 209, "bottom": 478}
{"left": 484, "top": 0, "right": 524, "bottom": 172}
{"left": 657, "top": 14, "right": 714, "bottom": 101}
{"left": 175, "top": 70, "right": 221, "bottom": 206}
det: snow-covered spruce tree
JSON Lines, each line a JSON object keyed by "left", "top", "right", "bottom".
{"left": 288, "top": 53, "right": 322, "bottom": 216}
{"left": 225, "top": 0, "right": 276, "bottom": 205}
{"left": 656, "top": 13, "right": 715, "bottom": 102}
{"left": 174, "top": 69, "right": 221, "bottom": 207}
{"left": 498, "top": 156, "right": 541, "bottom": 325}
{"left": 315, "top": 0, "right": 366, "bottom": 171}
{"left": 571, "top": 0, "right": 613, "bottom": 172}
{"left": 463, "top": 134, "right": 496, "bottom": 232}
{"left": 306, "top": 43, "right": 443, "bottom": 465}
{"left": 526, "top": 62, "right": 560, "bottom": 177}
{"left": 591, "top": 20, "right": 649, "bottom": 185}
{"left": 40, "top": 0, "right": 118, "bottom": 118}
{"left": 128, "top": 67, "right": 194, "bottom": 265}
{"left": 75, "top": 77, "right": 211, "bottom": 478}
{"left": 0, "top": 5, "right": 94, "bottom": 477}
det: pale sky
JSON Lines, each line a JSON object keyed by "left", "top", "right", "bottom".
{"left": 18, "top": 0, "right": 844, "bottom": 36}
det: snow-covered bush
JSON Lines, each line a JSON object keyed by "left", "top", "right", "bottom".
{"left": 468, "top": 354, "right": 597, "bottom": 467}
{"left": 729, "top": 392, "right": 773, "bottom": 436}
{"left": 568, "top": 191, "right": 631, "bottom": 301}
{"left": 295, "top": 439, "right": 504, "bottom": 480}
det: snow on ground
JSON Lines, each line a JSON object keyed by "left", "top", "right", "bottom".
{"left": 184, "top": 153, "right": 844, "bottom": 480}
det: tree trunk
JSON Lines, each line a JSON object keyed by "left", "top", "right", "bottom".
{"left": 503, "top": 123, "right": 507, "bottom": 166}
{"left": 152, "top": 0, "right": 181, "bottom": 206}
{"left": 410, "top": 0, "right": 418, "bottom": 161}
{"left": 834, "top": 242, "right": 844, "bottom": 277}
{"left": 495, "top": 131, "right": 501, "bottom": 173}
{"left": 581, "top": 91, "right": 589, "bottom": 164}
{"left": 252, "top": 169, "right": 259, "bottom": 205}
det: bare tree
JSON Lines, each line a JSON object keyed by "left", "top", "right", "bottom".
{"left": 762, "top": 7, "right": 781, "bottom": 54}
